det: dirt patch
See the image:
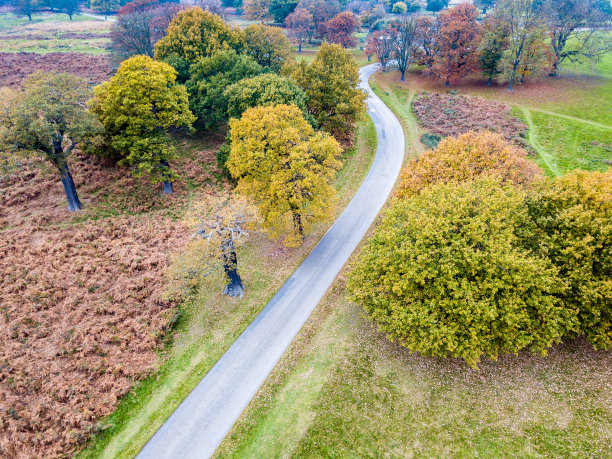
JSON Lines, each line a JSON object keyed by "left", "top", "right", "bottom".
{"left": 412, "top": 92, "right": 528, "bottom": 146}
{"left": 0, "top": 52, "right": 113, "bottom": 89}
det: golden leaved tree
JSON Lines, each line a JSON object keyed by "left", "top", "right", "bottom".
{"left": 228, "top": 104, "right": 342, "bottom": 246}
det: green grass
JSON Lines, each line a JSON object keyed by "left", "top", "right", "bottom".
{"left": 76, "top": 117, "right": 378, "bottom": 459}
{"left": 0, "top": 12, "right": 102, "bottom": 30}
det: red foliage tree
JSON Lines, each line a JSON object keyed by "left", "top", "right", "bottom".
{"left": 433, "top": 4, "right": 482, "bottom": 85}
{"left": 412, "top": 16, "right": 438, "bottom": 74}
{"left": 364, "top": 28, "right": 397, "bottom": 69}
{"left": 285, "top": 7, "right": 314, "bottom": 52}
{"left": 325, "top": 11, "right": 359, "bottom": 48}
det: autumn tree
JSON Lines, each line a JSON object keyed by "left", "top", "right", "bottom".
{"left": 392, "top": 1, "right": 407, "bottom": 14}
{"left": 224, "top": 73, "right": 309, "bottom": 120}
{"left": 284, "top": 7, "right": 314, "bottom": 52}
{"left": 269, "top": 0, "right": 298, "bottom": 23}
{"left": 243, "top": 0, "right": 270, "bottom": 20}
{"left": 492, "top": 0, "right": 548, "bottom": 90}
{"left": 154, "top": 7, "right": 245, "bottom": 80}
{"left": 195, "top": 0, "right": 224, "bottom": 16}
{"left": 396, "top": 131, "right": 543, "bottom": 199}
{"left": 89, "top": 56, "right": 195, "bottom": 194}
{"left": 526, "top": 170, "right": 612, "bottom": 350}
{"left": 395, "top": 15, "right": 417, "bottom": 81}
{"left": 287, "top": 43, "right": 366, "bottom": 143}
{"left": 478, "top": 17, "right": 508, "bottom": 84}
{"left": 412, "top": 16, "right": 438, "bottom": 73}
{"left": 91, "top": 0, "right": 120, "bottom": 19}
{"left": 110, "top": 0, "right": 160, "bottom": 62}
{"left": 228, "top": 104, "right": 342, "bottom": 246}
{"left": 348, "top": 176, "right": 573, "bottom": 368}
{"left": 186, "top": 49, "right": 263, "bottom": 129}
{"left": 433, "top": 4, "right": 482, "bottom": 86}
{"left": 364, "top": 28, "right": 397, "bottom": 69}
{"left": 325, "top": 11, "right": 359, "bottom": 48}
{"left": 541, "top": 0, "right": 612, "bottom": 77}
{"left": 244, "top": 24, "right": 293, "bottom": 72}
{"left": 0, "top": 73, "right": 101, "bottom": 211}
{"left": 187, "top": 195, "right": 257, "bottom": 298}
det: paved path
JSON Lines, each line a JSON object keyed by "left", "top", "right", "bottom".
{"left": 137, "top": 63, "right": 406, "bottom": 459}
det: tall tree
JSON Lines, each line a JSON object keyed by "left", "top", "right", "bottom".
{"left": 186, "top": 49, "right": 263, "bottom": 129}
{"left": 433, "top": 4, "right": 482, "bottom": 86}
{"left": 364, "top": 27, "right": 397, "bottom": 69}
{"left": 243, "top": 24, "right": 293, "bottom": 71}
{"left": 412, "top": 15, "right": 438, "bottom": 74}
{"left": 89, "top": 56, "right": 195, "bottom": 194}
{"left": 57, "top": 0, "right": 79, "bottom": 19}
{"left": 90, "top": 0, "right": 120, "bottom": 19}
{"left": 493, "top": 0, "right": 548, "bottom": 90}
{"left": 228, "top": 104, "right": 342, "bottom": 246}
{"left": 541, "top": 0, "right": 612, "bottom": 77}
{"left": 324, "top": 11, "right": 359, "bottom": 48}
{"left": 0, "top": 73, "right": 101, "bottom": 211}
{"left": 284, "top": 7, "right": 314, "bottom": 52}
{"left": 111, "top": 0, "right": 158, "bottom": 61}
{"left": 395, "top": 15, "right": 417, "bottom": 81}
{"left": 154, "top": 7, "right": 245, "bottom": 76}
{"left": 478, "top": 16, "right": 508, "bottom": 84}
{"left": 14, "top": 0, "right": 37, "bottom": 20}
{"left": 287, "top": 43, "right": 366, "bottom": 144}
{"left": 268, "top": 0, "right": 298, "bottom": 23}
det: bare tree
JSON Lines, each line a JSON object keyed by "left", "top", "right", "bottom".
{"left": 395, "top": 15, "right": 417, "bottom": 81}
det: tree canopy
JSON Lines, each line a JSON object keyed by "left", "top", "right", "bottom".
{"left": 228, "top": 104, "right": 342, "bottom": 246}
{"left": 269, "top": 0, "right": 298, "bottom": 23}
{"left": 89, "top": 56, "right": 194, "bottom": 192}
{"left": 244, "top": 24, "right": 294, "bottom": 72}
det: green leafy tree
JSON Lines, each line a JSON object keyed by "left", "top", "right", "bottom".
{"left": 426, "top": 0, "right": 448, "bottom": 12}
{"left": 186, "top": 49, "right": 263, "bottom": 129}
{"left": 154, "top": 6, "right": 245, "bottom": 80}
{"left": 224, "top": 73, "right": 309, "bottom": 120}
{"left": 14, "top": 0, "right": 38, "bottom": 20}
{"left": 286, "top": 42, "right": 366, "bottom": 144}
{"left": 89, "top": 55, "right": 195, "bottom": 194}
{"left": 348, "top": 176, "right": 574, "bottom": 368}
{"left": 478, "top": 17, "right": 508, "bottom": 84}
{"left": 0, "top": 73, "right": 101, "bottom": 211}
{"left": 244, "top": 24, "right": 294, "bottom": 72}
{"left": 268, "top": 0, "right": 298, "bottom": 22}
{"left": 526, "top": 170, "right": 612, "bottom": 349}
{"left": 91, "top": 0, "right": 120, "bottom": 18}
{"left": 228, "top": 104, "right": 342, "bottom": 246}
{"left": 57, "top": 0, "right": 79, "bottom": 19}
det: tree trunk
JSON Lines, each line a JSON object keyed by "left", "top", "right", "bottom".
{"left": 293, "top": 211, "right": 303, "bottom": 237}
{"left": 160, "top": 159, "right": 173, "bottom": 194}
{"left": 487, "top": 77, "right": 492, "bottom": 86}
{"left": 367, "top": 54, "right": 371, "bottom": 62}
{"left": 549, "top": 60, "right": 559, "bottom": 77}
{"left": 57, "top": 161, "right": 83, "bottom": 212}
{"left": 68, "top": 13, "right": 73, "bottom": 20}
{"left": 222, "top": 239, "right": 244, "bottom": 298}
{"left": 508, "top": 80, "right": 514, "bottom": 91}
{"left": 298, "top": 43, "right": 302, "bottom": 53}
{"left": 400, "top": 69, "right": 405, "bottom": 81}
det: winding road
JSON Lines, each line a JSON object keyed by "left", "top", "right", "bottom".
{"left": 137, "top": 63, "right": 406, "bottom": 458}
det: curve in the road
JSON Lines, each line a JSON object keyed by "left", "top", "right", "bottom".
{"left": 137, "top": 63, "right": 406, "bottom": 459}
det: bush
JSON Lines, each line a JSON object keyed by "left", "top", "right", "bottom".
{"left": 396, "top": 131, "right": 543, "bottom": 199}
{"left": 348, "top": 177, "right": 574, "bottom": 367}
{"left": 526, "top": 170, "right": 612, "bottom": 349}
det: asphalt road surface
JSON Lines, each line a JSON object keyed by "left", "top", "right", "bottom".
{"left": 137, "top": 63, "right": 406, "bottom": 459}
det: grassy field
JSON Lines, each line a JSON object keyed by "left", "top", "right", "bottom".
{"left": 215, "top": 65, "right": 612, "bottom": 458}
{"left": 77, "top": 118, "right": 378, "bottom": 458}
{"left": 0, "top": 12, "right": 110, "bottom": 54}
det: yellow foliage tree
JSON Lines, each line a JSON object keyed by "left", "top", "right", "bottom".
{"left": 228, "top": 104, "right": 342, "bottom": 246}
{"left": 396, "top": 130, "right": 543, "bottom": 199}
{"left": 154, "top": 7, "right": 245, "bottom": 69}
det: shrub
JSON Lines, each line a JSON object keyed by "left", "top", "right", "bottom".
{"left": 348, "top": 177, "right": 574, "bottom": 367}
{"left": 526, "top": 170, "right": 612, "bottom": 349}
{"left": 396, "top": 131, "right": 543, "bottom": 199}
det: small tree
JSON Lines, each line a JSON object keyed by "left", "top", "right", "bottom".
{"left": 89, "top": 56, "right": 195, "bottom": 194}
{"left": 433, "top": 4, "right": 482, "bottom": 86}
{"left": 396, "top": 131, "right": 543, "bottom": 199}
{"left": 58, "top": 0, "right": 79, "bottom": 19}
{"left": 228, "top": 104, "right": 342, "bottom": 246}
{"left": 325, "top": 11, "right": 359, "bottom": 48}
{"left": 0, "top": 73, "right": 102, "bottom": 211}
{"left": 541, "top": 0, "right": 612, "bottom": 77}
{"left": 392, "top": 1, "right": 407, "bottom": 14}
{"left": 526, "top": 170, "right": 612, "bottom": 350}
{"left": 478, "top": 17, "right": 508, "bottom": 85}
{"left": 268, "top": 0, "right": 298, "bottom": 23}
{"left": 14, "top": 0, "right": 37, "bottom": 20}
{"left": 426, "top": 0, "right": 447, "bottom": 13}
{"left": 348, "top": 176, "right": 574, "bottom": 368}
{"left": 284, "top": 7, "right": 314, "bottom": 52}
{"left": 244, "top": 24, "right": 294, "bottom": 72}
{"left": 287, "top": 43, "right": 366, "bottom": 143}
{"left": 188, "top": 195, "right": 257, "bottom": 298}
{"left": 186, "top": 49, "right": 263, "bottom": 129}
{"left": 395, "top": 15, "right": 417, "bottom": 81}
{"left": 111, "top": 0, "right": 158, "bottom": 61}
